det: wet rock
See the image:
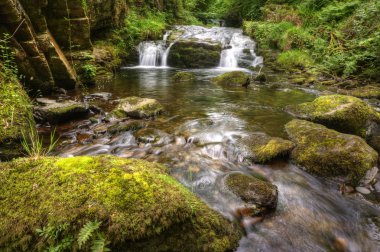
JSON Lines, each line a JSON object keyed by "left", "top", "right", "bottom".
{"left": 85, "top": 92, "right": 112, "bottom": 101}
{"left": 338, "top": 85, "right": 380, "bottom": 99}
{"left": 226, "top": 173, "right": 278, "bottom": 216}
{"left": 254, "top": 73, "right": 267, "bottom": 83}
{"left": 286, "top": 94, "right": 380, "bottom": 138}
{"left": 112, "top": 97, "right": 164, "bottom": 119}
{"left": 34, "top": 98, "right": 89, "bottom": 124}
{"left": 285, "top": 119, "right": 378, "bottom": 185}
{"left": 171, "top": 71, "right": 195, "bottom": 82}
{"left": 134, "top": 128, "right": 172, "bottom": 145}
{"left": 107, "top": 121, "right": 146, "bottom": 134}
{"left": 212, "top": 71, "right": 251, "bottom": 87}
{"left": 359, "top": 167, "right": 379, "bottom": 186}
{"left": 241, "top": 132, "right": 294, "bottom": 163}
{"left": 356, "top": 186, "right": 371, "bottom": 195}
{"left": 0, "top": 156, "right": 241, "bottom": 251}
{"left": 168, "top": 40, "right": 222, "bottom": 68}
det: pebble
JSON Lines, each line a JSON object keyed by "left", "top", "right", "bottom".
{"left": 355, "top": 186, "right": 371, "bottom": 195}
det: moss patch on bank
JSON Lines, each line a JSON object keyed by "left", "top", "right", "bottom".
{"left": 0, "top": 155, "right": 240, "bottom": 251}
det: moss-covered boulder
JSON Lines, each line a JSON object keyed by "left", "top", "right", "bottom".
{"left": 167, "top": 40, "right": 222, "bottom": 68}
{"left": 107, "top": 120, "right": 146, "bottom": 134}
{"left": 34, "top": 98, "right": 89, "bottom": 124}
{"left": 0, "top": 74, "right": 34, "bottom": 160}
{"left": 286, "top": 94, "right": 380, "bottom": 138}
{"left": 226, "top": 173, "right": 278, "bottom": 217}
{"left": 241, "top": 132, "right": 294, "bottom": 163}
{"left": 212, "top": 71, "right": 251, "bottom": 87}
{"left": 112, "top": 97, "right": 164, "bottom": 119}
{"left": 0, "top": 156, "right": 241, "bottom": 251}
{"left": 285, "top": 119, "right": 378, "bottom": 185}
{"left": 171, "top": 71, "right": 196, "bottom": 82}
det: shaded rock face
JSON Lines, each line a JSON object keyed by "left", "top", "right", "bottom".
{"left": 241, "top": 132, "right": 294, "bottom": 163}
{"left": 286, "top": 95, "right": 380, "bottom": 138}
{"left": 226, "top": 173, "right": 278, "bottom": 217}
{"left": 212, "top": 71, "right": 251, "bottom": 87}
{"left": 285, "top": 119, "right": 378, "bottom": 185}
{"left": 113, "top": 97, "right": 164, "bottom": 119}
{"left": 34, "top": 98, "right": 89, "bottom": 124}
{"left": 0, "top": 156, "right": 241, "bottom": 251}
{"left": 168, "top": 40, "right": 222, "bottom": 68}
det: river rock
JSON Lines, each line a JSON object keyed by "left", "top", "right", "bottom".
{"left": 285, "top": 94, "right": 380, "bottom": 138}
{"left": 85, "top": 92, "right": 112, "bottom": 101}
{"left": 241, "top": 132, "right": 294, "bottom": 163}
{"left": 285, "top": 119, "right": 378, "bottom": 185}
{"left": 212, "top": 71, "right": 251, "bottom": 87}
{"left": 112, "top": 97, "right": 164, "bottom": 119}
{"left": 34, "top": 98, "right": 89, "bottom": 124}
{"left": 171, "top": 71, "right": 196, "bottom": 82}
{"left": 226, "top": 173, "right": 278, "bottom": 216}
{"left": 167, "top": 39, "right": 222, "bottom": 68}
{"left": 107, "top": 120, "right": 146, "bottom": 134}
{"left": 0, "top": 156, "right": 241, "bottom": 251}
{"left": 134, "top": 128, "right": 172, "bottom": 145}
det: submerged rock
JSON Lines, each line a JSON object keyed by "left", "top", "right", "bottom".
{"left": 212, "top": 71, "right": 251, "bottom": 87}
{"left": 285, "top": 119, "right": 378, "bottom": 185}
{"left": 107, "top": 120, "right": 146, "bottom": 134}
{"left": 286, "top": 94, "right": 380, "bottom": 138}
{"left": 112, "top": 97, "right": 164, "bottom": 119}
{"left": 168, "top": 40, "right": 222, "bottom": 68}
{"left": 241, "top": 132, "right": 294, "bottom": 163}
{"left": 0, "top": 156, "right": 241, "bottom": 251}
{"left": 34, "top": 98, "right": 89, "bottom": 124}
{"left": 171, "top": 71, "right": 196, "bottom": 82}
{"left": 226, "top": 173, "right": 278, "bottom": 217}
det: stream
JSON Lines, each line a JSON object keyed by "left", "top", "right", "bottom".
{"left": 50, "top": 26, "right": 380, "bottom": 251}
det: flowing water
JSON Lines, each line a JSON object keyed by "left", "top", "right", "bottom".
{"left": 52, "top": 26, "right": 380, "bottom": 251}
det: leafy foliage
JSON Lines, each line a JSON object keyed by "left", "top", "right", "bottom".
{"left": 78, "top": 221, "right": 102, "bottom": 249}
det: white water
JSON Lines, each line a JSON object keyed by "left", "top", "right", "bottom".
{"left": 137, "top": 25, "right": 263, "bottom": 68}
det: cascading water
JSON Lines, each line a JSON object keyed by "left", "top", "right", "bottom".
{"left": 137, "top": 25, "right": 263, "bottom": 68}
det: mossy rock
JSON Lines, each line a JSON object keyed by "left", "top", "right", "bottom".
{"left": 171, "top": 71, "right": 196, "bottom": 83}
{"left": 241, "top": 132, "right": 294, "bottom": 163}
{"left": 34, "top": 98, "right": 89, "bottom": 124}
{"left": 226, "top": 173, "right": 278, "bottom": 216}
{"left": 337, "top": 85, "right": 380, "bottom": 99}
{"left": 212, "top": 71, "right": 251, "bottom": 87}
{"left": 0, "top": 156, "right": 241, "bottom": 251}
{"left": 167, "top": 40, "right": 222, "bottom": 68}
{"left": 112, "top": 97, "right": 164, "bottom": 119}
{"left": 0, "top": 74, "right": 34, "bottom": 160}
{"left": 0, "top": 75, "right": 34, "bottom": 144}
{"left": 285, "top": 119, "right": 378, "bottom": 185}
{"left": 286, "top": 94, "right": 380, "bottom": 138}
{"left": 254, "top": 73, "right": 267, "bottom": 83}
{"left": 107, "top": 120, "right": 146, "bottom": 134}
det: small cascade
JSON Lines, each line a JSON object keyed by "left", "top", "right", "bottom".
{"left": 137, "top": 25, "right": 264, "bottom": 68}
{"left": 138, "top": 41, "right": 166, "bottom": 67}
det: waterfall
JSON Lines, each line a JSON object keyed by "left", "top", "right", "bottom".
{"left": 137, "top": 26, "right": 263, "bottom": 68}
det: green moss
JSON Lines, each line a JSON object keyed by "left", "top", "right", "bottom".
{"left": 107, "top": 121, "right": 146, "bottom": 134}
{"left": 338, "top": 85, "right": 380, "bottom": 99}
{"left": 285, "top": 119, "right": 378, "bottom": 185}
{"left": 171, "top": 71, "right": 195, "bottom": 82}
{"left": 0, "top": 156, "right": 241, "bottom": 251}
{"left": 0, "top": 74, "right": 33, "bottom": 144}
{"left": 254, "top": 138, "right": 295, "bottom": 163}
{"left": 212, "top": 71, "right": 251, "bottom": 87}
{"left": 277, "top": 50, "right": 313, "bottom": 70}
{"left": 286, "top": 94, "right": 379, "bottom": 137}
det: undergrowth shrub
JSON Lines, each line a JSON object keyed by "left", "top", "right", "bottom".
{"left": 277, "top": 50, "right": 313, "bottom": 69}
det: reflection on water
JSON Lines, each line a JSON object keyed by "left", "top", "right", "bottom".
{"left": 58, "top": 68, "right": 380, "bottom": 251}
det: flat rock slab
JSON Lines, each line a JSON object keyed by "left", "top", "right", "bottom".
{"left": 34, "top": 98, "right": 88, "bottom": 124}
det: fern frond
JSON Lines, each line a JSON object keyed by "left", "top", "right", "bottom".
{"left": 78, "top": 221, "right": 101, "bottom": 249}
{"left": 91, "top": 234, "right": 110, "bottom": 252}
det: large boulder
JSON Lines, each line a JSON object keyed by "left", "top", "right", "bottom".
{"left": 226, "top": 173, "right": 278, "bottom": 217}
{"left": 286, "top": 94, "right": 380, "bottom": 138}
{"left": 34, "top": 98, "right": 89, "bottom": 124}
{"left": 212, "top": 71, "right": 251, "bottom": 87}
{"left": 285, "top": 119, "right": 378, "bottom": 185}
{"left": 0, "top": 156, "right": 241, "bottom": 251}
{"left": 0, "top": 74, "right": 34, "bottom": 160}
{"left": 240, "top": 132, "right": 294, "bottom": 163}
{"left": 112, "top": 97, "right": 164, "bottom": 119}
{"left": 167, "top": 40, "right": 222, "bottom": 68}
